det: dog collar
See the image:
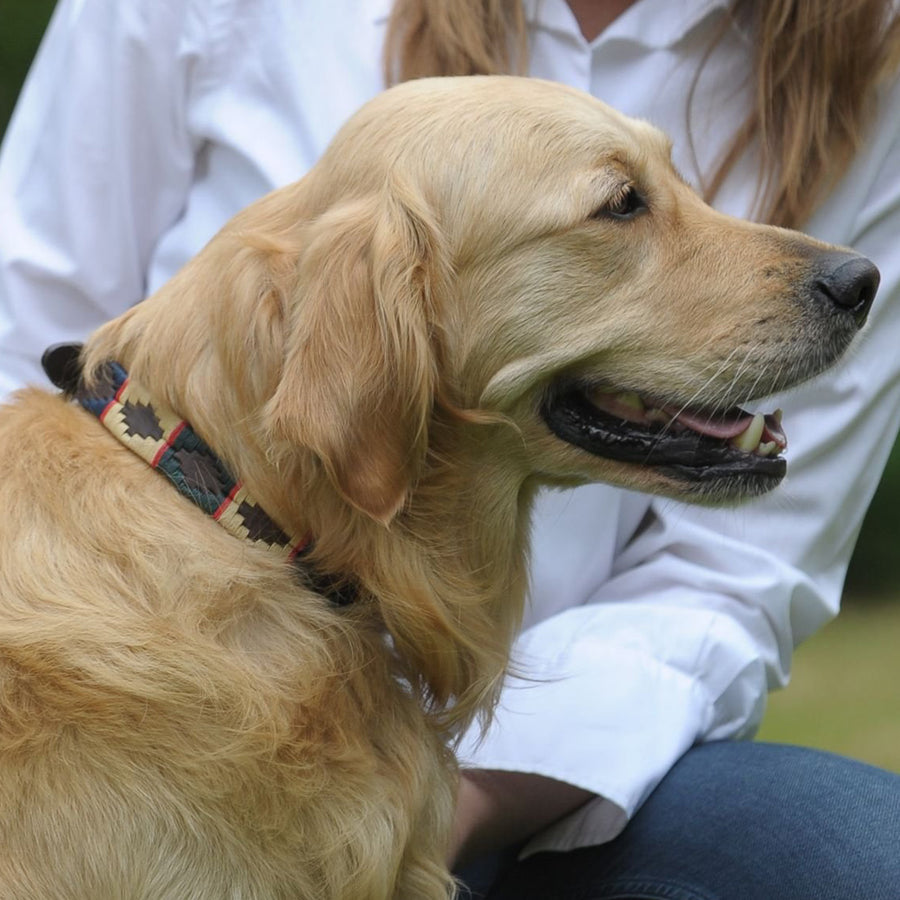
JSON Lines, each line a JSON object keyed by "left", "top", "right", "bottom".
{"left": 41, "top": 343, "right": 355, "bottom": 606}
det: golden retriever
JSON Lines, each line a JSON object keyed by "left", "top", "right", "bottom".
{"left": 0, "top": 76, "right": 878, "bottom": 898}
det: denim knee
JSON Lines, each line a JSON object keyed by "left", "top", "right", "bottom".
{"left": 485, "top": 742, "right": 900, "bottom": 900}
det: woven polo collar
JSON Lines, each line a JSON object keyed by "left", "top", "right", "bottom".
{"left": 41, "top": 344, "right": 354, "bottom": 606}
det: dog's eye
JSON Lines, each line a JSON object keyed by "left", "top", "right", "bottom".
{"left": 594, "top": 185, "right": 647, "bottom": 221}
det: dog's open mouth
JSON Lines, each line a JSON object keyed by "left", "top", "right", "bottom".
{"left": 541, "top": 383, "right": 787, "bottom": 484}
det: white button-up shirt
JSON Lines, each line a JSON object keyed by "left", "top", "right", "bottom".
{"left": 2, "top": 0, "right": 899, "bottom": 851}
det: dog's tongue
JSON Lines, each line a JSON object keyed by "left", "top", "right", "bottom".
{"left": 667, "top": 406, "right": 787, "bottom": 449}
{"left": 668, "top": 407, "right": 754, "bottom": 439}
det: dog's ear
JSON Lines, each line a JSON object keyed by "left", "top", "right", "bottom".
{"left": 266, "top": 185, "right": 444, "bottom": 525}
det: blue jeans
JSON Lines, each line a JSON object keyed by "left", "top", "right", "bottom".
{"left": 465, "top": 741, "right": 900, "bottom": 899}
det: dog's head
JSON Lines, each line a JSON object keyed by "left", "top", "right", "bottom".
{"left": 258, "top": 76, "right": 876, "bottom": 521}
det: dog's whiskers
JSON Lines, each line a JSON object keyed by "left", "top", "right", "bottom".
{"left": 642, "top": 346, "right": 745, "bottom": 450}
{"left": 640, "top": 342, "right": 775, "bottom": 465}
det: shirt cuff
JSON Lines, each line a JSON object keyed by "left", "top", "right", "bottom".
{"left": 456, "top": 645, "right": 713, "bottom": 851}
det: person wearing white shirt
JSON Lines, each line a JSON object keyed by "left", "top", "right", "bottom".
{"left": 2, "top": 1, "right": 900, "bottom": 897}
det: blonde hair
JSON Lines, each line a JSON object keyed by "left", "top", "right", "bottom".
{"left": 384, "top": 0, "right": 900, "bottom": 228}
{"left": 384, "top": 0, "right": 527, "bottom": 83}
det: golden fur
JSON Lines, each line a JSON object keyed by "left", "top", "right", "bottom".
{"left": 0, "top": 77, "right": 870, "bottom": 897}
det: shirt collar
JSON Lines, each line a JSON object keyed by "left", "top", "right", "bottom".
{"left": 522, "top": 0, "right": 733, "bottom": 49}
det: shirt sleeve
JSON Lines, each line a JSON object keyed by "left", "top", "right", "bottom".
{"left": 0, "top": 0, "right": 207, "bottom": 396}
{"left": 457, "top": 85, "right": 900, "bottom": 851}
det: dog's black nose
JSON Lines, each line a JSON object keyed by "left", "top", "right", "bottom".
{"left": 814, "top": 251, "right": 880, "bottom": 327}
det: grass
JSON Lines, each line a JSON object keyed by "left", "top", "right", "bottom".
{"left": 757, "top": 599, "right": 900, "bottom": 773}
{"left": 0, "top": 0, "right": 56, "bottom": 137}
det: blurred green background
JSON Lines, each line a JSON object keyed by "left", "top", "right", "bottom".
{"left": 2, "top": 0, "right": 898, "bottom": 771}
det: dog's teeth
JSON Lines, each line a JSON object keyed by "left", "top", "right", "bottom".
{"left": 756, "top": 440, "right": 779, "bottom": 457}
{"left": 730, "top": 413, "right": 765, "bottom": 452}
{"left": 772, "top": 408, "right": 783, "bottom": 426}
{"left": 616, "top": 391, "right": 645, "bottom": 413}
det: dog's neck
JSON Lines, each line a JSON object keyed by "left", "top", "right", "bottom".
{"left": 371, "top": 413, "right": 535, "bottom": 728}
{"left": 263, "top": 404, "right": 535, "bottom": 732}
